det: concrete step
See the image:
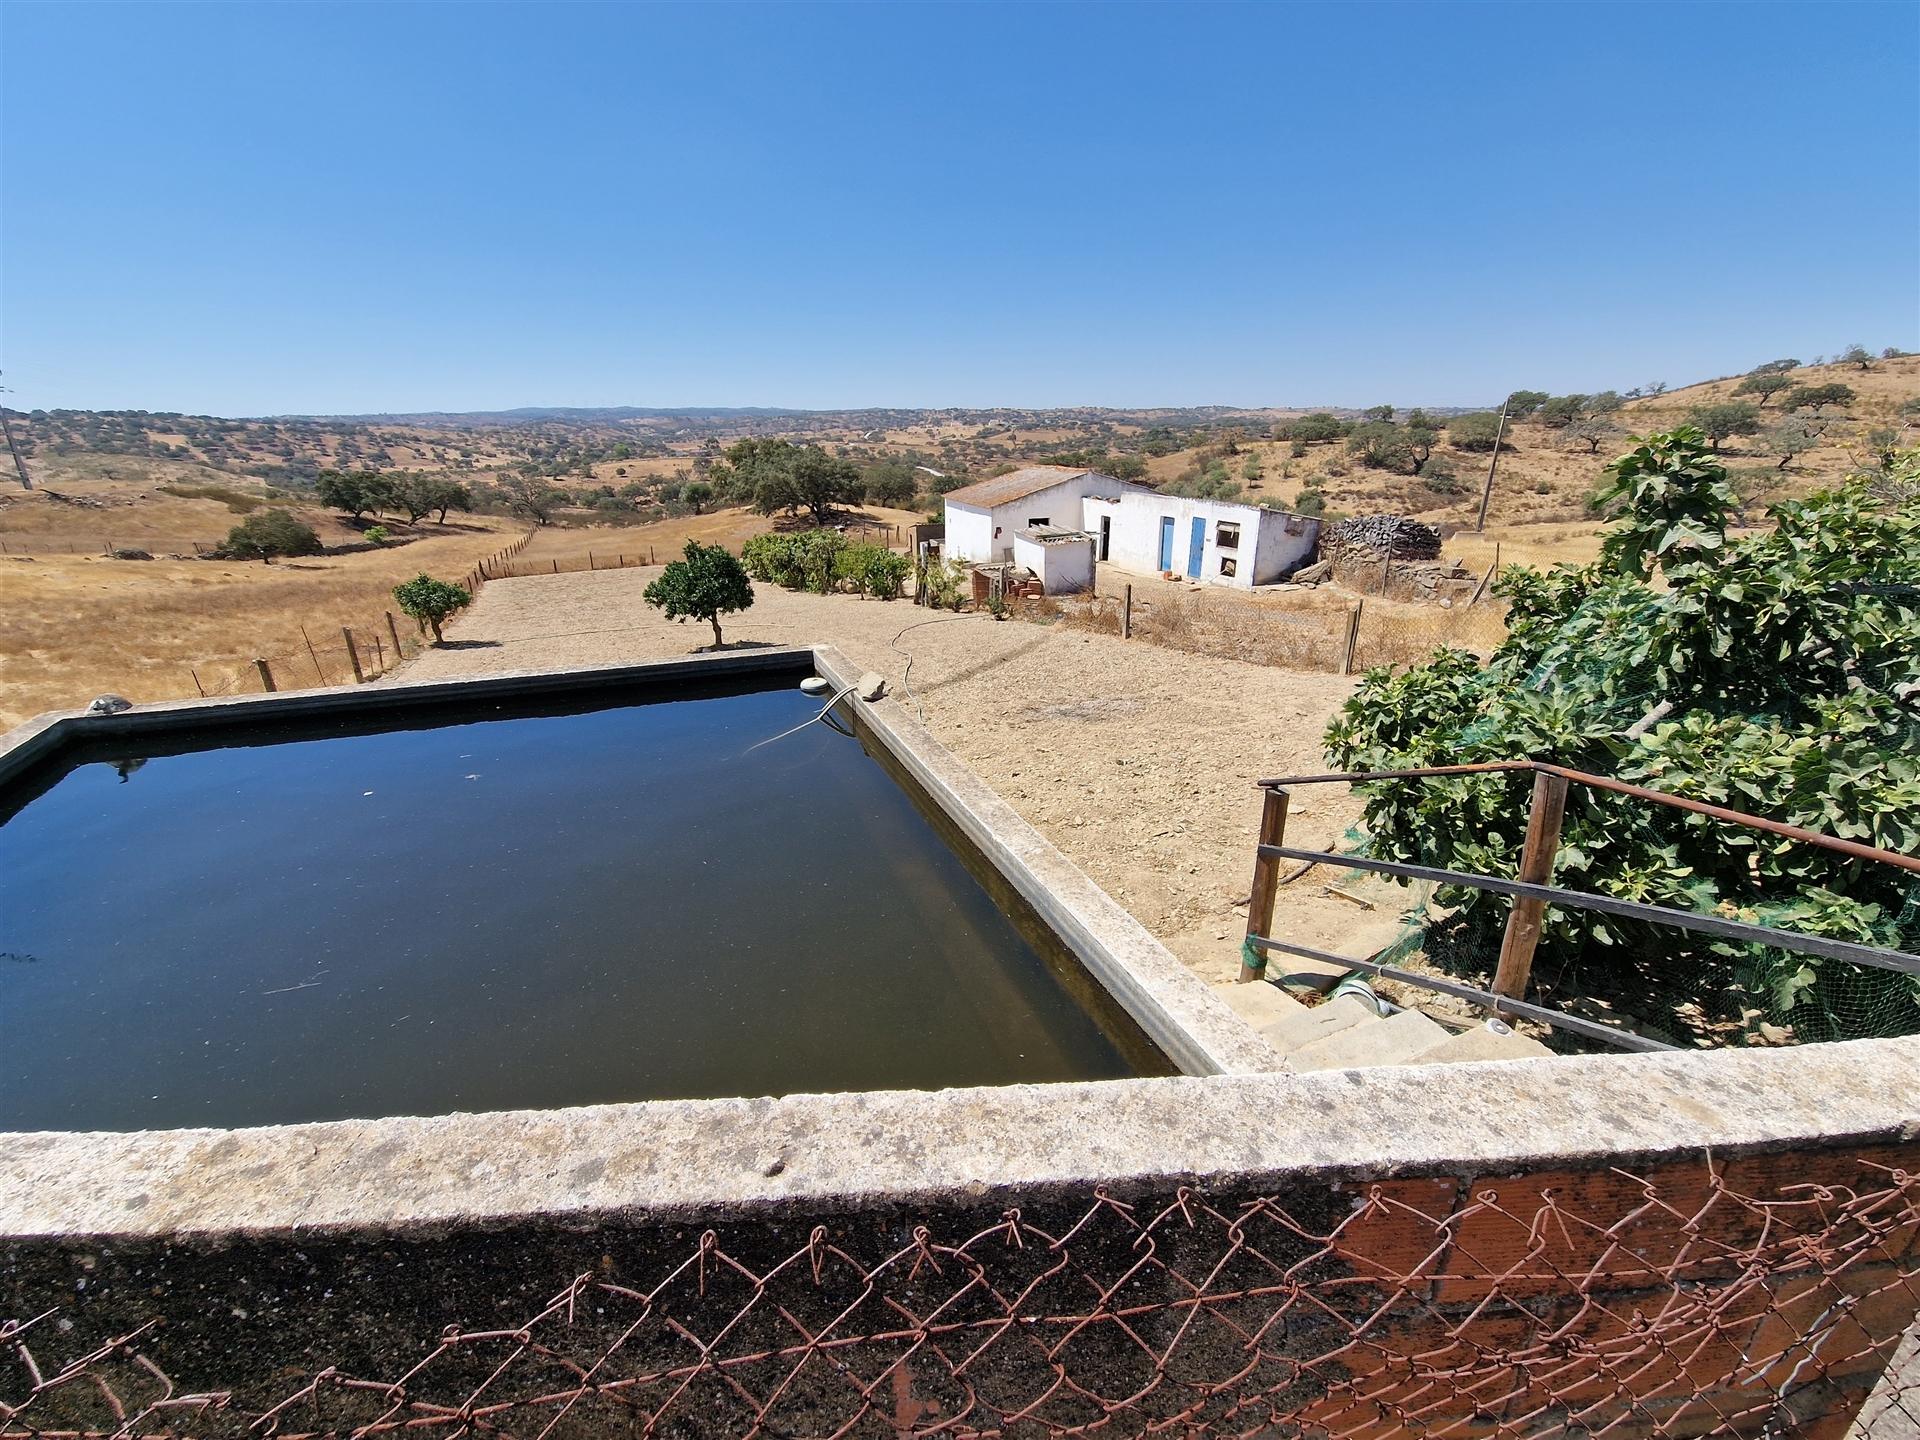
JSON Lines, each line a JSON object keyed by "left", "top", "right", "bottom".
{"left": 1214, "top": 978, "right": 1307, "bottom": 1031}
{"left": 1256, "top": 995, "right": 1377, "bottom": 1054}
{"left": 1288, "top": 1008, "right": 1452, "bottom": 1072}
{"left": 1410, "top": 1022, "right": 1554, "bottom": 1065}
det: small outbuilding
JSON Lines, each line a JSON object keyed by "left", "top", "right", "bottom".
{"left": 1010, "top": 525, "right": 1095, "bottom": 594}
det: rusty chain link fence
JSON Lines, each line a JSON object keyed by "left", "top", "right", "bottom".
{"left": 6, "top": 1153, "right": 1914, "bottom": 1438}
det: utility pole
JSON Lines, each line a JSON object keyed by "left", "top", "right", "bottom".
{"left": 1473, "top": 399, "right": 1509, "bottom": 532}
{"left": 0, "top": 380, "right": 33, "bottom": 491}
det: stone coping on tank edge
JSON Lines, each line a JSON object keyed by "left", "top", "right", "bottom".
{"left": 2, "top": 1043, "right": 1916, "bottom": 1242}
{"left": 2, "top": 647, "right": 1915, "bottom": 1246}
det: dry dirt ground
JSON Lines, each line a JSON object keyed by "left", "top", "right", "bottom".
{"left": 397, "top": 568, "right": 1387, "bottom": 983}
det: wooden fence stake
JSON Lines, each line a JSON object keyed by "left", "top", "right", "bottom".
{"left": 552, "top": 559, "right": 559, "bottom": 574}
{"left": 342, "top": 627, "right": 365, "bottom": 683}
{"left": 1467, "top": 541, "right": 1501, "bottom": 607}
{"left": 1492, "top": 770, "right": 1570, "bottom": 1008}
{"left": 386, "top": 610, "right": 404, "bottom": 657}
{"left": 372, "top": 634, "right": 385, "bottom": 670}
{"left": 254, "top": 658, "right": 276, "bottom": 692}
{"left": 299, "top": 625, "right": 326, "bottom": 684}
{"left": 1341, "top": 601, "right": 1364, "bottom": 674}
{"left": 649, "top": 545, "right": 655, "bottom": 565}
{"left": 1241, "top": 786, "right": 1291, "bottom": 981}
{"left": 588, "top": 551, "right": 596, "bottom": 570}
{"left": 1122, "top": 583, "right": 1133, "bottom": 639}
{"left": 190, "top": 667, "right": 205, "bottom": 697}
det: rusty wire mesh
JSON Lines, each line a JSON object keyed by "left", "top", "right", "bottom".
{"left": 1040, "top": 571, "right": 1507, "bottom": 678}
{"left": 5, "top": 1157, "right": 1914, "bottom": 1438}
{"left": 1348, "top": 601, "right": 1509, "bottom": 672}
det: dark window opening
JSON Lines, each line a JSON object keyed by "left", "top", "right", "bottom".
{"left": 1216, "top": 522, "right": 1241, "bottom": 550}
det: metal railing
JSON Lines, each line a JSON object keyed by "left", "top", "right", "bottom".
{"left": 1238, "top": 759, "right": 1920, "bottom": 1052}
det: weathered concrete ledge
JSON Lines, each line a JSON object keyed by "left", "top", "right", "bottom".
{"left": 2, "top": 1039, "right": 1917, "bottom": 1242}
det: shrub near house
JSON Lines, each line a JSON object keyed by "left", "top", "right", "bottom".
{"left": 1326, "top": 431, "right": 1920, "bottom": 1045}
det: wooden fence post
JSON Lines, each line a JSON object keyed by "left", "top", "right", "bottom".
{"left": 1467, "top": 540, "right": 1501, "bottom": 607}
{"left": 1120, "top": 583, "right": 1133, "bottom": 639}
{"left": 1492, "top": 770, "right": 1570, "bottom": 1008}
{"left": 254, "top": 659, "right": 276, "bottom": 692}
{"left": 342, "top": 627, "right": 364, "bottom": 684}
{"left": 1341, "top": 601, "right": 1364, "bottom": 674}
{"left": 386, "top": 610, "right": 404, "bottom": 657}
{"left": 1241, "top": 786, "right": 1291, "bottom": 981}
{"left": 190, "top": 667, "right": 205, "bottom": 697}
{"left": 299, "top": 625, "right": 326, "bottom": 684}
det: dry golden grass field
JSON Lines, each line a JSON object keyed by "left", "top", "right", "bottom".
{"left": 0, "top": 449, "right": 923, "bottom": 728}
{"left": 0, "top": 526, "right": 523, "bottom": 726}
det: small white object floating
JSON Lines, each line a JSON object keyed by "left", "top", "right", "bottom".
{"left": 799, "top": 676, "right": 832, "bottom": 697}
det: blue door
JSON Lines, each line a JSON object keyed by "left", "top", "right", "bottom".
{"left": 1187, "top": 516, "right": 1206, "bottom": 579}
{"left": 1157, "top": 516, "right": 1174, "bottom": 571}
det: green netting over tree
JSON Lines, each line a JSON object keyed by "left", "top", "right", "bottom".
{"left": 1324, "top": 433, "right": 1920, "bottom": 1048}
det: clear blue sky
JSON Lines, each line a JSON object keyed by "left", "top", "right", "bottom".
{"left": 3, "top": 1, "right": 1915, "bottom": 416}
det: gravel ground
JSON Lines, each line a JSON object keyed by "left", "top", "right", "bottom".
{"left": 397, "top": 568, "right": 1380, "bottom": 983}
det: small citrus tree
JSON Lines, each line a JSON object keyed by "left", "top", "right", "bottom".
{"left": 644, "top": 540, "right": 753, "bottom": 649}
{"left": 392, "top": 573, "right": 472, "bottom": 643}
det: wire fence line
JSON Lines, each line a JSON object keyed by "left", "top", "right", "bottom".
{"left": 0, "top": 535, "right": 226, "bottom": 556}
{"left": 1036, "top": 572, "right": 1509, "bottom": 677}
{"left": 2, "top": 1154, "right": 1913, "bottom": 1437}
{"left": 475, "top": 520, "right": 908, "bottom": 584}
{"left": 474, "top": 546, "right": 664, "bottom": 584}
{"left": 187, "top": 531, "right": 538, "bottom": 699}
{"left": 188, "top": 617, "right": 426, "bottom": 699}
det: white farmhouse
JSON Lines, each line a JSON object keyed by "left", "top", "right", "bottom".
{"left": 1080, "top": 488, "right": 1319, "bottom": 589}
{"left": 941, "top": 466, "right": 1126, "bottom": 565}
{"left": 942, "top": 464, "right": 1321, "bottom": 590}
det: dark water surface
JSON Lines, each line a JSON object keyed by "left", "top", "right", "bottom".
{"left": 0, "top": 682, "right": 1168, "bottom": 1131}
